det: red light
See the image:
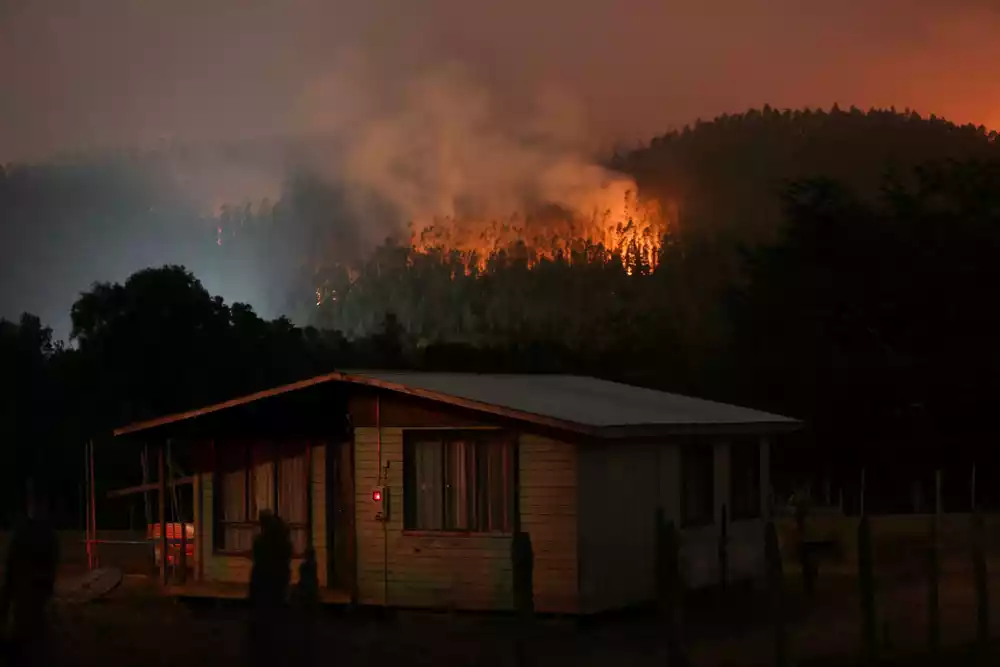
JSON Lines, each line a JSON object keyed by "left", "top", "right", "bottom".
{"left": 373, "top": 490, "right": 382, "bottom": 502}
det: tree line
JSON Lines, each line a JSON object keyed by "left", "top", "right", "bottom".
{"left": 2, "top": 107, "right": 999, "bottom": 523}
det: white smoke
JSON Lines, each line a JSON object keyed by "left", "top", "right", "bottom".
{"left": 295, "top": 51, "right": 639, "bottom": 244}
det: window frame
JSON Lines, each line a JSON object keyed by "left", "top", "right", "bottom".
{"left": 212, "top": 441, "right": 311, "bottom": 556}
{"left": 402, "top": 429, "right": 519, "bottom": 536}
{"left": 729, "top": 438, "right": 762, "bottom": 521}
{"left": 680, "top": 441, "right": 715, "bottom": 528}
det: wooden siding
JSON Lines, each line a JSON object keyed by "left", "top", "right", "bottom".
{"left": 310, "top": 443, "right": 329, "bottom": 587}
{"left": 349, "top": 391, "right": 490, "bottom": 428}
{"left": 196, "top": 442, "right": 328, "bottom": 588}
{"left": 519, "top": 433, "right": 579, "bottom": 613}
{"left": 354, "top": 427, "right": 579, "bottom": 612}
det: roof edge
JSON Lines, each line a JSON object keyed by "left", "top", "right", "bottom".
{"left": 594, "top": 419, "right": 802, "bottom": 439}
{"left": 111, "top": 370, "right": 802, "bottom": 440}
{"left": 113, "top": 371, "right": 596, "bottom": 439}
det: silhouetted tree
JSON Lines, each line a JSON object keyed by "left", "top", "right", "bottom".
{"left": 0, "top": 490, "right": 59, "bottom": 666}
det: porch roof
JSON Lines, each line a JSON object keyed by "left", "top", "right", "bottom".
{"left": 113, "top": 370, "right": 800, "bottom": 440}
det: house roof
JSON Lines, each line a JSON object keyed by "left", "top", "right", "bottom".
{"left": 113, "top": 370, "right": 800, "bottom": 439}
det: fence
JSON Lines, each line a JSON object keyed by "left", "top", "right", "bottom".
{"left": 774, "top": 513, "right": 1000, "bottom": 576}
{"left": 0, "top": 529, "right": 154, "bottom": 574}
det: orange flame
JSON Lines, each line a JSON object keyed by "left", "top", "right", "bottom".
{"left": 407, "top": 192, "right": 671, "bottom": 275}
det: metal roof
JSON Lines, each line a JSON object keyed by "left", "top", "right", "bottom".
{"left": 114, "top": 370, "right": 799, "bottom": 438}
{"left": 347, "top": 371, "right": 796, "bottom": 427}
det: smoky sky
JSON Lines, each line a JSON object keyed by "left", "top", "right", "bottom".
{"left": 2, "top": 0, "right": 1000, "bottom": 338}
{"left": 3, "top": 0, "right": 999, "bottom": 161}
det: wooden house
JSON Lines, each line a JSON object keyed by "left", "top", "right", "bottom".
{"left": 104, "top": 371, "right": 799, "bottom": 614}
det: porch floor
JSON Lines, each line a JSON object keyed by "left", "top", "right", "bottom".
{"left": 162, "top": 580, "right": 353, "bottom": 604}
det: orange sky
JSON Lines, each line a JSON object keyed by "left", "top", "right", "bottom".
{"left": 2, "top": 0, "right": 1000, "bottom": 162}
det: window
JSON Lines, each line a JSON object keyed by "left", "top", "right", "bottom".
{"left": 215, "top": 442, "right": 309, "bottom": 555}
{"left": 680, "top": 442, "right": 714, "bottom": 527}
{"left": 730, "top": 439, "right": 761, "bottom": 520}
{"left": 404, "top": 431, "right": 516, "bottom": 533}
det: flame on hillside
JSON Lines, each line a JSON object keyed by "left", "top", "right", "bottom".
{"left": 407, "top": 190, "right": 671, "bottom": 275}
{"left": 307, "top": 189, "right": 673, "bottom": 309}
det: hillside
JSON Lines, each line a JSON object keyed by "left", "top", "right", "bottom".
{"left": 296, "top": 107, "right": 1000, "bottom": 349}
{"left": 3, "top": 107, "right": 998, "bottom": 342}
{"left": 618, "top": 105, "right": 999, "bottom": 241}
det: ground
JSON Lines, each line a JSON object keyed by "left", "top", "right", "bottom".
{"left": 36, "top": 565, "right": 1000, "bottom": 667}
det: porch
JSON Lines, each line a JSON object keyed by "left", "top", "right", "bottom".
{"left": 161, "top": 580, "right": 353, "bottom": 604}
{"left": 86, "top": 380, "right": 355, "bottom": 599}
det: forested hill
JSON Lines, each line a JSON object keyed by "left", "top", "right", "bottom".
{"left": 617, "top": 105, "right": 1000, "bottom": 242}
{"left": 2, "top": 106, "right": 999, "bottom": 343}
{"left": 301, "top": 107, "right": 1000, "bottom": 348}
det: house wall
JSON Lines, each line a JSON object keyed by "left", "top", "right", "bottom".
{"left": 576, "top": 442, "right": 661, "bottom": 613}
{"left": 195, "top": 442, "right": 328, "bottom": 588}
{"left": 682, "top": 437, "right": 771, "bottom": 589}
{"left": 353, "top": 416, "right": 579, "bottom": 613}
{"left": 577, "top": 436, "right": 771, "bottom": 613}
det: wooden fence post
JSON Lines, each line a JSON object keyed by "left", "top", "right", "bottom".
{"left": 765, "top": 519, "right": 789, "bottom": 667}
{"left": 927, "top": 516, "right": 940, "bottom": 654}
{"left": 718, "top": 504, "right": 729, "bottom": 592}
{"left": 934, "top": 470, "right": 942, "bottom": 516}
{"left": 972, "top": 510, "right": 990, "bottom": 659}
{"left": 657, "top": 508, "right": 688, "bottom": 667}
{"left": 796, "top": 498, "right": 816, "bottom": 596}
{"left": 858, "top": 513, "right": 878, "bottom": 664}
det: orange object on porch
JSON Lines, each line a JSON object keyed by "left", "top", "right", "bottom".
{"left": 149, "top": 522, "right": 195, "bottom": 566}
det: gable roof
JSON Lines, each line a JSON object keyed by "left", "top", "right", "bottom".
{"left": 113, "top": 370, "right": 800, "bottom": 439}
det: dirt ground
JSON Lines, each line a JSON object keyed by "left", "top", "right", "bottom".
{"left": 28, "top": 565, "right": 999, "bottom": 667}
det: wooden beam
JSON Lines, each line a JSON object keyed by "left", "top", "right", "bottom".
{"left": 108, "top": 371, "right": 610, "bottom": 439}
{"left": 107, "top": 477, "right": 194, "bottom": 499}
{"left": 85, "top": 441, "right": 92, "bottom": 570}
{"left": 179, "top": 513, "right": 188, "bottom": 585}
{"left": 89, "top": 439, "right": 98, "bottom": 568}
{"left": 159, "top": 444, "right": 167, "bottom": 586}
{"left": 306, "top": 442, "right": 314, "bottom": 550}
{"left": 195, "top": 463, "right": 204, "bottom": 583}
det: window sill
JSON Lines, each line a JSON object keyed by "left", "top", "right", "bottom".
{"left": 401, "top": 530, "right": 513, "bottom": 538}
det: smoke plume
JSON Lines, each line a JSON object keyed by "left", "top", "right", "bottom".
{"left": 294, "top": 52, "right": 638, "bottom": 248}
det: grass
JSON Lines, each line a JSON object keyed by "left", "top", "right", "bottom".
{"left": 36, "top": 571, "right": 996, "bottom": 667}
{"left": 6, "top": 551, "right": 992, "bottom": 667}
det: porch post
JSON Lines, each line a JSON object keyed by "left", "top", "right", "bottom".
{"left": 89, "top": 439, "right": 98, "bottom": 568}
{"left": 179, "top": 509, "right": 188, "bottom": 584}
{"left": 84, "top": 441, "right": 92, "bottom": 570}
{"left": 306, "top": 442, "right": 314, "bottom": 550}
{"left": 934, "top": 469, "right": 942, "bottom": 516}
{"left": 159, "top": 443, "right": 168, "bottom": 586}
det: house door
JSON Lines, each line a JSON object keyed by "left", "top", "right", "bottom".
{"left": 326, "top": 438, "right": 356, "bottom": 597}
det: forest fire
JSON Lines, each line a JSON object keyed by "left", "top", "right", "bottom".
{"left": 406, "top": 191, "right": 670, "bottom": 275}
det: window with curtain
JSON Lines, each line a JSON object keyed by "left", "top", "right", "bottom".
{"left": 680, "top": 442, "right": 715, "bottom": 527}
{"left": 730, "top": 439, "right": 761, "bottom": 520}
{"left": 404, "top": 431, "right": 515, "bottom": 533}
{"left": 215, "top": 442, "right": 309, "bottom": 554}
